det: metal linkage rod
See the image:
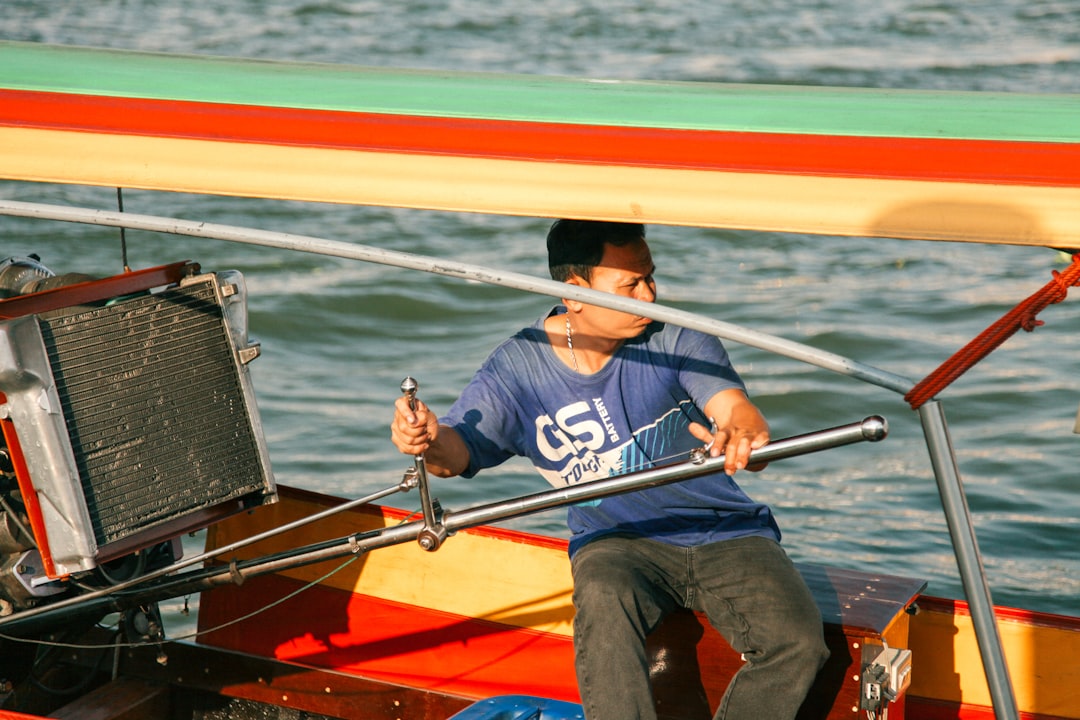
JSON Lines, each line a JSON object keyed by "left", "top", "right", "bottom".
{"left": 445, "top": 415, "right": 887, "bottom": 530}
{"left": 0, "top": 482, "right": 411, "bottom": 632}
{"left": 0, "top": 416, "right": 886, "bottom": 638}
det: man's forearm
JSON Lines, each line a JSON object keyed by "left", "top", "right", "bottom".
{"left": 422, "top": 425, "right": 471, "bottom": 478}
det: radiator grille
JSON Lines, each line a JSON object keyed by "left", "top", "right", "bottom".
{"left": 38, "top": 279, "right": 268, "bottom": 548}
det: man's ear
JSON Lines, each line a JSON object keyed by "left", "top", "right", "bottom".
{"left": 563, "top": 274, "right": 586, "bottom": 313}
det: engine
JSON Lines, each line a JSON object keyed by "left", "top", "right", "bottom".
{"left": 0, "top": 256, "right": 275, "bottom": 620}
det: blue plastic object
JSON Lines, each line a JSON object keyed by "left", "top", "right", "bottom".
{"left": 446, "top": 695, "right": 585, "bottom": 720}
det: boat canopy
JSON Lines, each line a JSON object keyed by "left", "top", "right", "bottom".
{"left": 1, "top": 40, "right": 1079, "bottom": 248}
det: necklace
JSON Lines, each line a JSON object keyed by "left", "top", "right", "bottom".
{"left": 565, "top": 315, "right": 579, "bottom": 372}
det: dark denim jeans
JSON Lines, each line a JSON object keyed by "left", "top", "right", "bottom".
{"left": 571, "top": 534, "right": 828, "bottom": 720}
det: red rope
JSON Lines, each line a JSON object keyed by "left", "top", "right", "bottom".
{"left": 905, "top": 252, "right": 1080, "bottom": 410}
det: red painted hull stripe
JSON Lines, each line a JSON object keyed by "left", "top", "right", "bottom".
{"left": 3, "top": 89, "right": 1079, "bottom": 187}
{"left": 198, "top": 572, "right": 580, "bottom": 703}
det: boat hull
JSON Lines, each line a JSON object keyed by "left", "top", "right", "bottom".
{"left": 191, "top": 485, "right": 1078, "bottom": 720}
{"left": 4, "top": 484, "right": 1077, "bottom": 720}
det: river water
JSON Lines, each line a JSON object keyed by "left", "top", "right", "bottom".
{"left": 1, "top": 1, "right": 1078, "bottom": 631}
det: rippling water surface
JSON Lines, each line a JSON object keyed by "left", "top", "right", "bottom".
{"left": 2, "top": 1, "right": 1078, "bottom": 627}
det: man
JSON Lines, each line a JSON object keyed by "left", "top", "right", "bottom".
{"left": 391, "top": 220, "right": 828, "bottom": 719}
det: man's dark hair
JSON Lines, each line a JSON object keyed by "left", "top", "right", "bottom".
{"left": 547, "top": 220, "right": 646, "bottom": 282}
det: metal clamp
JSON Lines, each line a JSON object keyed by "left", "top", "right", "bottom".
{"left": 689, "top": 417, "right": 718, "bottom": 465}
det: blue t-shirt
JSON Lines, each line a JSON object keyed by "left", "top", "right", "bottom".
{"left": 442, "top": 307, "right": 780, "bottom": 557}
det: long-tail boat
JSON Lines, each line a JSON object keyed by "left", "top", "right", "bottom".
{"left": 0, "top": 41, "right": 1077, "bottom": 720}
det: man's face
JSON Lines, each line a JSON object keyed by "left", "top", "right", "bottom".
{"left": 574, "top": 238, "right": 657, "bottom": 339}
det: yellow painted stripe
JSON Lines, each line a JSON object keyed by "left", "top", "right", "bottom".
{"left": 3, "top": 127, "right": 1080, "bottom": 247}
{"left": 909, "top": 605, "right": 1080, "bottom": 716}
{"left": 208, "top": 496, "right": 577, "bottom": 637}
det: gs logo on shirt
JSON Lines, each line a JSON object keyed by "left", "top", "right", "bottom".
{"left": 534, "top": 400, "right": 624, "bottom": 486}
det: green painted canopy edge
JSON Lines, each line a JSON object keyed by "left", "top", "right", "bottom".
{"left": 2, "top": 40, "right": 1079, "bottom": 143}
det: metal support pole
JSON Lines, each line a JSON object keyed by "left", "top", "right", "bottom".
{"left": 918, "top": 400, "right": 1018, "bottom": 720}
{"left": 0, "top": 200, "right": 913, "bottom": 394}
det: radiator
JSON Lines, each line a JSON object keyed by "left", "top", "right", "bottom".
{"left": 0, "top": 264, "right": 275, "bottom": 578}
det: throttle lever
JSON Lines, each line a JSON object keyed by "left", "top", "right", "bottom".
{"left": 401, "top": 376, "right": 448, "bottom": 551}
